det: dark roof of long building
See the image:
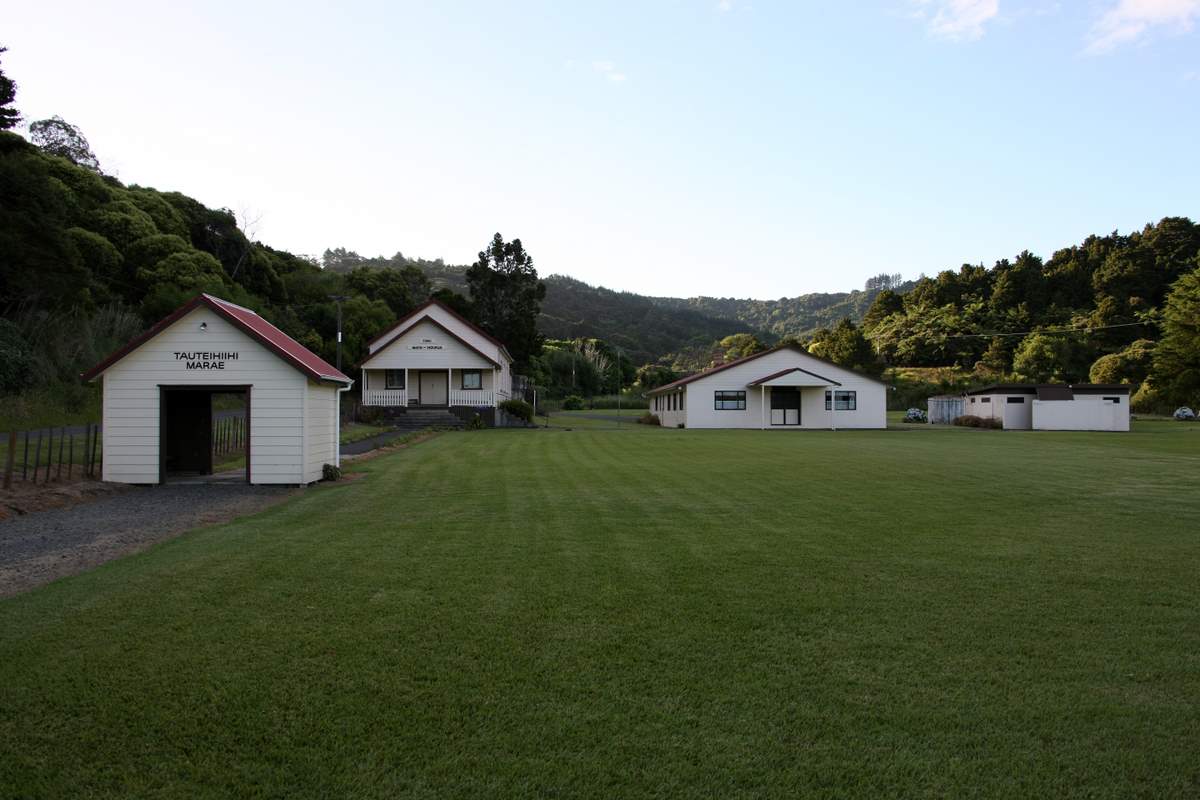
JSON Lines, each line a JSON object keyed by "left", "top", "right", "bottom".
{"left": 965, "top": 383, "right": 1131, "bottom": 396}
{"left": 647, "top": 344, "right": 884, "bottom": 395}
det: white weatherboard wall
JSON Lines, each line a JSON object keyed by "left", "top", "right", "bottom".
{"left": 1033, "top": 395, "right": 1129, "bottom": 431}
{"left": 101, "top": 307, "right": 320, "bottom": 484}
{"left": 304, "top": 382, "right": 339, "bottom": 482}
{"left": 365, "top": 320, "right": 494, "bottom": 371}
{"left": 672, "top": 350, "right": 886, "bottom": 429}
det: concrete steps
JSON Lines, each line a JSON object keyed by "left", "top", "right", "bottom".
{"left": 385, "top": 409, "right": 465, "bottom": 430}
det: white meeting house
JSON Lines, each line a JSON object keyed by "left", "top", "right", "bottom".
{"left": 360, "top": 299, "right": 514, "bottom": 412}
{"left": 647, "top": 344, "right": 887, "bottom": 430}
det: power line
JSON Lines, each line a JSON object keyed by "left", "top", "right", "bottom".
{"left": 943, "top": 320, "right": 1154, "bottom": 340}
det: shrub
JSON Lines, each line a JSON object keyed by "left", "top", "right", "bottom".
{"left": 322, "top": 463, "right": 342, "bottom": 481}
{"left": 638, "top": 412, "right": 661, "bottom": 426}
{"left": 952, "top": 414, "right": 1002, "bottom": 429}
{"left": 0, "top": 319, "right": 34, "bottom": 395}
{"left": 499, "top": 399, "right": 533, "bottom": 423}
{"left": 1174, "top": 407, "right": 1196, "bottom": 421}
{"left": 358, "top": 405, "right": 386, "bottom": 424}
{"left": 466, "top": 413, "right": 486, "bottom": 430}
{"left": 903, "top": 408, "right": 927, "bottom": 423}
{"left": 562, "top": 394, "right": 584, "bottom": 410}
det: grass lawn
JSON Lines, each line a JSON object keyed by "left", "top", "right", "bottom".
{"left": 1, "top": 423, "right": 1198, "bottom": 797}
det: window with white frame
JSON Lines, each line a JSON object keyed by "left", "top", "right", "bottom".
{"left": 460, "top": 370, "right": 482, "bottom": 390}
{"left": 824, "top": 390, "right": 857, "bottom": 411}
{"left": 385, "top": 369, "right": 405, "bottom": 389}
{"left": 714, "top": 391, "right": 746, "bottom": 410}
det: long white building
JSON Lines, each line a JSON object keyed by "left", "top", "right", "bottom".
{"left": 647, "top": 345, "right": 887, "bottom": 430}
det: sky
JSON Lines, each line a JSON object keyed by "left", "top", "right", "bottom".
{"left": 5, "top": 0, "right": 1199, "bottom": 299}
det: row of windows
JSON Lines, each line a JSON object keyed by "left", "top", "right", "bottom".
{"left": 973, "top": 395, "right": 1123, "bottom": 405}
{"left": 654, "top": 393, "right": 685, "bottom": 412}
{"left": 383, "top": 370, "right": 483, "bottom": 390}
{"left": 704, "top": 390, "right": 860, "bottom": 411}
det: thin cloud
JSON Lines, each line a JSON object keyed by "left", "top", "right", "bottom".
{"left": 912, "top": 0, "right": 1001, "bottom": 41}
{"left": 1086, "top": 0, "right": 1200, "bottom": 54}
{"left": 592, "top": 61, "right": 627, "bottom": 82}
{"left": 716, "top": 0, "right": 734, "bottom": 11}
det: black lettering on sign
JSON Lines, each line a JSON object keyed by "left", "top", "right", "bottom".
{"left": 173, "top": 351, "right": 239, "bottom": 370}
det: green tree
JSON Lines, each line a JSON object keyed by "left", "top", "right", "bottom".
{"left": 976, "top": 336, "right": 1014, "bottom": 374}
{"left": 717, "top": 333, "right": 767, "bottom": 362}
{"left": 0, "top": 47, "right": 19, "bottom": 131}
{"left": 344, "top": 265, "right": 430, "bottom": 317}
{"left": 339, "top": 296, "right": 396, "bottom": 368}
{"left": 808, "top": 319, "right": 883, "bottom": 375}
{"left": 635, "top": 363, "right": 678, "bottom": 390}
{"left": 1150, "top": 267, "right": 1200, "bottom": 404}
{"left": 862, "top": 288, "right": 905, "bottom": 332}
{"left": 1088, "top": 339, "right": 1154, "bottom": 386}
{"left": 1012, "top": 332, "right": 1086, "bottom": 383}
{"left": 466, "top": 233, "right": 546, "bottom": 369}
{"left": 29, "top": 116, "right": 101, "bottom": 172}
{"left": 0, "top": 318, "right": 32, "bottom": 394}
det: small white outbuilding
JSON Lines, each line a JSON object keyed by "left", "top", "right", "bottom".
{"left": 962, "top": 383, "right": 1131, "bottom": 431}
{"left": 82, "top": 294, "right": 353, "bottom": 485}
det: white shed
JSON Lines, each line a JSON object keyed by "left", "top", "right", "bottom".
{"left": 82, "top": 294, "right": 353, "bottom": 485}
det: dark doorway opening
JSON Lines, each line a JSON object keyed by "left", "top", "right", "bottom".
{"left": 770, "top": 388, "right": 801, "bottom": 426}
{"left": 159, "top": 385, "right": 251, "bottom": 484}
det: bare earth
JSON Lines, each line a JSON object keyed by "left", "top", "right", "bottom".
{"left": 0, "top": 483, "right": 296, "bottom": 598}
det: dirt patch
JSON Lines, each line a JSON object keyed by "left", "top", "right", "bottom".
{"left": 0, "top": 484, "right": 296, "bottom": 599}
{"left": 0, "top": 478, "right": 133, "bottom": 522}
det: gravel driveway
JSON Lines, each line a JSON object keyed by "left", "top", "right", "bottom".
{"left": 0, "top": 484, "right": 296, "bottom": 598}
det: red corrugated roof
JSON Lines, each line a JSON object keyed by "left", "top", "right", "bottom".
{"left": 82, "top": 294, "right": 353, "bottom": 384}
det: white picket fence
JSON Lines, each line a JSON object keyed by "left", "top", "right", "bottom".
{"left": 363, "top": 389, "right": 407, "bottom": 407}
{"left": 449, "top": 390, "right": 495, "bottom": 407}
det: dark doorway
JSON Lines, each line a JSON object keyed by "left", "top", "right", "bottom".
{"left": 159, "top": 385, "right": 250, "bottom": 484}
{"left": 770, "top": 388, "right": 801, "bottom": 426}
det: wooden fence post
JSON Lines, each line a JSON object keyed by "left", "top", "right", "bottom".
{"left": 84, "top": 424, "right": 92, "bottom": 477}
{"left": 33, "top": 430, "right": 43, "bottom": 483}
{"left": 3, "top": 430, "right": 15, "bottom": 490}
{"left": 68, "top": 435, "right": 74, "bottom": 480}
{"left": 56, "top": 427, "right": 65, "bottom": 481}
{"left": 45, "top": 428, "right": 55, "bottom": 483}
{"left": 22, "top": 431, "right": 29, "bottom": 481}
{"left": 92, "top": 426, "right": 100, "bottom": 478}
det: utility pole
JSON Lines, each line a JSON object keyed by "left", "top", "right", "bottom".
{"left": 329, "top": 295, "right": 348, "bottom": 371}
{"left": 615, "top": 346, "right": 622, "bottom": 428}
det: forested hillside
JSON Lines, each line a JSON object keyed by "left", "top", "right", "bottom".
{"left": 856, "top": 219, "right": 1200, "bottom": 409}
{"left": 652, "top": 274, "right": 914, "bottom": 340}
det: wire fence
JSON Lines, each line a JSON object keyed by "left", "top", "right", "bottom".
{"left": 2, "top": 424, "right": 103, "bottom": 489}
